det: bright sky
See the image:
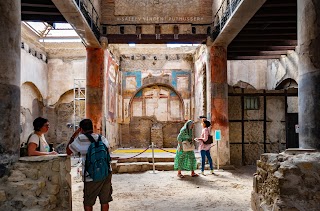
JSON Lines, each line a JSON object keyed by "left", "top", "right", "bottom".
{"left": 23, "top": 21, "right": 81, "bottom": 43}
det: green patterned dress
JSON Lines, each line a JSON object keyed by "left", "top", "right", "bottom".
{"left": 174, "top": 120, "right": 197, "bottom": 171}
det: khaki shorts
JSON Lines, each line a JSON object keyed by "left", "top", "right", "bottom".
{"left": 83, "top": 174, "right": 113, "bottom": 206}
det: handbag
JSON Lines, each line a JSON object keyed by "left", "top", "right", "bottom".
{"left": 182, "top": 141, "right": 195, "bottom": 151}
{"left": 204, "top": 135, "right": 213, "bottom": 145}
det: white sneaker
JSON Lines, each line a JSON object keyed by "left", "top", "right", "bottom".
{"left": 210, "top": 170, "right": 215, "bottom": 174}
{"left": 201, "top": 171, "right": 205, "bottom": 176}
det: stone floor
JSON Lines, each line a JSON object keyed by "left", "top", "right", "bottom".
{"left": 71, "top": 149, "right": 253, "bottom": 211}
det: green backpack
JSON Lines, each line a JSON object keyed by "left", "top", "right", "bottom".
{"left": 84, "top": 134, "right": 111, "bottom": 181}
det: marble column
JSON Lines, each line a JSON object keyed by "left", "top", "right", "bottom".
{"left": 0, "top": 1, "right": 21, "bottom": 173}
{"left": 209, "top": 45, "right": 230, "bottom": 165}
{"left": 298, "top": 0, "right": 320, "bottom": 150}
{"left": 86, "top": 48, "right": 104, "bottom": 134}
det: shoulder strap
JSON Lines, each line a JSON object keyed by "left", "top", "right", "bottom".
{"left": 83, "top": 133, "right": 96, "bottom": 143}
{"left": 84, "top": 133, "right": 102, "bottom": 143}
{"left": 26, "top": 133, "right": 40, "bottom": 151}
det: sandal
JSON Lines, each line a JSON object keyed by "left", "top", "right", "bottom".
{"left": 177, "top": 174, "right": 185, "bottom": 178}
{"left": 191, "top": 173, "right": 199, "bottom": 177}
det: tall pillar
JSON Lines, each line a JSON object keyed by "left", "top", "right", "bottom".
{"left": 298, "top": 0, "right": 320, "bottom": 150}
{"left": 0, "top": 1, "right": 21, "bottom": 173}
{"left": 86, "top": 48, "right": 104, "bottom": 134}
{"left": 209, "top": 45, "right": 230, "bottom": 165}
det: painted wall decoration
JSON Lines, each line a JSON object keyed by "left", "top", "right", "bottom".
{"left": 106, "top": 52, "right": 119, "bottom": 122}
{"left": 131, "top": 85, "right": 183, "bottom": 121}
{"left": 194, "top": 61, "right": 206, "bottom": 118}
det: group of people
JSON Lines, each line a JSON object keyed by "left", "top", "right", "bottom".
{"left": 25, "top": 116, "right": 214, "bottom": 210}
{"left": 25, "top": 117, "right": 112, "bottom": 211}
{"left": 174, "top": 117, "right": 215, "bottom": 178}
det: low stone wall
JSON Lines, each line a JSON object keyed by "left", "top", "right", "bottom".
{"left": 0, "top": 155, "right": 71, "bottom": 211}
{"left": 251, "top": 151, "right": 320, "bottom": 211}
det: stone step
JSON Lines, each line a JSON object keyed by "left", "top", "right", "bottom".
{"left": 114, "top": 162, "right": 175, "bottom": 173}
{"left": 113, "top": 157, "right": 174, "bottom": 163}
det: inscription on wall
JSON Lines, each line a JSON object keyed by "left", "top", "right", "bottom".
{"left": 102, "top": 0, "right": 213, "bottom": 24}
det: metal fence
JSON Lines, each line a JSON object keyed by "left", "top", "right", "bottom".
{"left": 211, "top": 0, "right": 242, "bottom": 40}
{"left": 74, "top": 0, "right": 100, "bottom": 40}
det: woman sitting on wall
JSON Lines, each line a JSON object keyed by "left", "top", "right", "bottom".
{"left": 28, "top": 117, "right": 58, "bottom": 156}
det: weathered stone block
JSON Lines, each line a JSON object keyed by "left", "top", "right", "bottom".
{"left": 47, "top": 184, "right": 60, "bottom": 195}
{"left": 52, "top": 161, "right": 60, "bottom": 172}
{"left": 0, "top": 190, "right": 6, "bottom": 201}
{"left": 8, "top": 170, "right": 26, "bottom": 182}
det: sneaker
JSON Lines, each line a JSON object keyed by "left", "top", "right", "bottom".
{"left": 210, "top": 170, "right": 215, "bottom": 174}
{"left": 201, "top": 171, "right": 205, "bottom": 176}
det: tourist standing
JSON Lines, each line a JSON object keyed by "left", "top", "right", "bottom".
{"left": 67, "top": 119, "right": 112, "bottom": 211}
{"left": 174, "top": 120, "right": 198, "bottom": 178}
{"left": 195, "top": 120, "right": 214, "bottom": 175}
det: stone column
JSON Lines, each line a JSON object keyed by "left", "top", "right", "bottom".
{"left": 209, "top": 45, "right": 230, "bottom": 165}
{"left": 298, "top": 0, "right": 320, "bottom": 150}
{"left": 86, "top": 48, "right": 104, "bottom": 134}
{"left": 0, "top": 1, "right": 21, "bottom": 172}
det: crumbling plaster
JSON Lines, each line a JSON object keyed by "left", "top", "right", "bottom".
{"left": 47, "top": 58, "right": 86, "bottom": 106}
{"left": 228, "top": 50, "right": 298, "bottom": 90}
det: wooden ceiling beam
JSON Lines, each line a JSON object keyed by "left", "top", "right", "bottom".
{"left": 229, "top": 40, "right": 297, "bottom": 47}
{"left": 21, "top": 3, "right": 56, "bottom": 8}
{"left": 244, "top": 23, "right": 297, "bottom": 30}
{"left": 249, "top": 16, "right": 296, "bottom": 24}
{"left": 105, "top": 34, "right": 207, "bottom": 44}
{"left": 228, "top": 55, "right": 282, "bottom": 60}
{"left": 234, "top": 35, "right": 296, "bottom": 41}
{"left": 228, "top": 46, "right": 296, "bottom": 51}
{"left": 239, "top": 29, "right": 296, "bottom": 35}
{"left": 255, "top": 7, "right": 296, "bottom": 17}
{"left": 227, "top": 50, "right": 289, "bottom": 55}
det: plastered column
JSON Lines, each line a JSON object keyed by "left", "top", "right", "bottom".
{"left": 209, "top": 46, "right": 230, "bottom": 165}
{"left": 0, "top": 1, "right": 21, "bottom": 172}
{"left": 86, "top": 48, "right": 104, "bottom": 134}
{"left": 298, "top": 0, "right": 320, "bottom": 149}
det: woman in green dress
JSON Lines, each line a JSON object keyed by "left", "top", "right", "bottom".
{"left": 174, "top": 120, "right": 198, "bottom": 178}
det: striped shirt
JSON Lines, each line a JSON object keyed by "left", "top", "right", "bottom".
{"left": 69, "top": 133, "right": 110, "bottom": 182}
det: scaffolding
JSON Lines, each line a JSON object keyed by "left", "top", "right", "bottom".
{"left": 73, "top": 79, "right": 86, "bottom": 131}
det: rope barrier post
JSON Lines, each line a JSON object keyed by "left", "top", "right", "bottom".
{"left": 151, "top": 142, "right": 156, "bottom": 173}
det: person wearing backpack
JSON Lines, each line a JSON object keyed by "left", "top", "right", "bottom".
{"left": 66, "top": 119, "right": 112, "bottom": 211}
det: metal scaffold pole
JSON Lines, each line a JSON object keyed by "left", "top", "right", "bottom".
{"left": 74, "top": 79, "right": 86, "bottom": 131}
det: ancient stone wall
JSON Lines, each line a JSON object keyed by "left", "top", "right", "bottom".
{"left": 0, "top": 156, "right": 71, "bottom": 210}
{"left": 252, "top": 152, "right": 320, "bottom": 211}
{"left": 229, "top": 88, "right": 297, "bottom": 166}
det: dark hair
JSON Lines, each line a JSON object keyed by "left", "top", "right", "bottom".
{"left": 79, "top": 119, "right": 93, "bottom": 133}
{"left": 203, "top": 120, "right": 211, "bottom": 128}
{"left": 33, "top": 117, "right": 49, "bottom": 131}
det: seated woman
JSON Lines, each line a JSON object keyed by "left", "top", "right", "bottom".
{"left": 28, "top": 117, "right": 58, "bottom": 156}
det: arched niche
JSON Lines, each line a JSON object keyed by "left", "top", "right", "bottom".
{"left": 275, "top": 78, "right": 298, "bottom": 90}
{"left": 20, "top": 82, "right": 44, "bottom": 146}
{"left": 128, "top": 83, "right": 184, "bottom": 121}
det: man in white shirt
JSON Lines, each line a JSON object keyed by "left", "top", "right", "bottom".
{"left": 67, "top": 119, "right": 112, "bottom": 211}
